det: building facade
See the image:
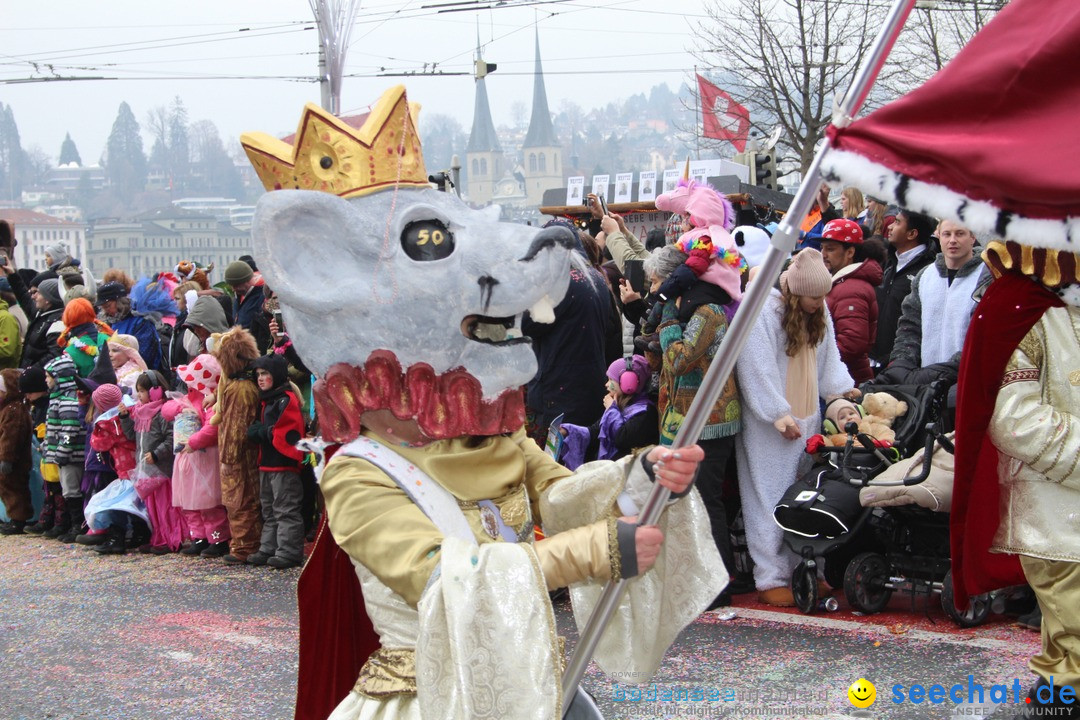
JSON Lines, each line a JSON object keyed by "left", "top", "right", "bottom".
{"left": 86, "top": 206, "right": 253, "bottom": 280}
{"left": 0, "top": 209, "right": 89, "bottom": 274}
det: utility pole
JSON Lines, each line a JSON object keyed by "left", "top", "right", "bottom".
{"left": 316, "top": 11, "right": 332, "bottom": 112}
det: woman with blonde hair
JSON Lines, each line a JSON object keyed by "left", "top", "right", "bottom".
{"left": 734, "top": 249, "right": 855, "bottom": 606}
{"left": 839, "top": 186, "right": 866, "bottom": 221}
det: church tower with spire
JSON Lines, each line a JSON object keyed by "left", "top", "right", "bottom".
{"left": 521, "top": 31, "right": 561, "bottom": 207}
{"left": 465, "top": 43, "right": 502, "bottom": 205}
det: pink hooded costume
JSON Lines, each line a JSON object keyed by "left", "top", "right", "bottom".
{"left": 654, "top": 180, "right": 745, "bottom": 303}
{"left": 162, "top": 354, "right": 230, "bottom": 545}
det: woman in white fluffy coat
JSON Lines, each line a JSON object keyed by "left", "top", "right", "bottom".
{"left": 736, "top": 250, "right": 855, "bottom": 606}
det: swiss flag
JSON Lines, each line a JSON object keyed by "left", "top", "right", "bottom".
{"left": 697, "top": 74, "right": 750, "bottom": 151}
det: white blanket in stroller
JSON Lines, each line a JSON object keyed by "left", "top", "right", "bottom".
{"left": 858, "top": 433, "right": 955, "bottom": 512}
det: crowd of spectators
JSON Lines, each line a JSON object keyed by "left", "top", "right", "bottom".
{"left": 0, "top": 186, "right": 989, "bottom": 611}
{"left": 0, "top": 250, "right": 315, "bottom": 572}
{"left": 527, "top": 186, "right": 987, "bottom": 609}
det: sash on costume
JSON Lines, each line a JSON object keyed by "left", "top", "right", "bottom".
{"left": 338, "top": 436, "right": 475, "bottom": 544}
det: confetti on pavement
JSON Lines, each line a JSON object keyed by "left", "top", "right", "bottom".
{"left": 1, "top": 534, "right": 1041, "bottom": 719}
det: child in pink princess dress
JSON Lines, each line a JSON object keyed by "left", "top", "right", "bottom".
{"left": 130, "top": 370, "right": 185, "bottom": 554}
{"left": 163, "top": 354, "right": 230, "bottom": 558}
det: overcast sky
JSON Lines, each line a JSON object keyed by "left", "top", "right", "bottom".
{"left": 2, "top": 0, "right": 710, "bottom": 165}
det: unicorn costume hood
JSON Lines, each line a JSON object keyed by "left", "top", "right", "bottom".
{"left": 655, "top": 179, "right": 745, "bottom": 302}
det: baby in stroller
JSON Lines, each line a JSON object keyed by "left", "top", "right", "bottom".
{"left": 774, "top": 384, "right": 1000, "bottom": 625}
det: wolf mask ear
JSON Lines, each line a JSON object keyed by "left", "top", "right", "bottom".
{"left": 252, "top": 190, "right": 383, "bottom": 315}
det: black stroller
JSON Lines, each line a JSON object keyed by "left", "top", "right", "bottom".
{"left": 772, "top": 383, "right": 994, "bottom": 625}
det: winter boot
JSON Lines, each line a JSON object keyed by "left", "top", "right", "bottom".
{"left": 26, "top": 492, "right": 57, "bottom": 534}
{"left": 25, "top": 518, "right": 52, "bottom": 534}
{"left": 0, "top": 520, "right": 27, "bottom": 535}
{"left": 126, "top": 519, "right": 151, "bottom": 549}
{"left": 180, "top": 539, "right": 209, "bottom": 556}
{"left": 57, "top": 499, "right": 85, "bottom": 543}
{"left": 94, "top": 526, "right": 127, "bottom": 555}
{"left": 75, "top": 528, "right": 107, "bottom": 546}
{"left": 200, "top": 541, "right": 230, "bottom": 558}
{"left": 44, "top": 517, "right": 71, "bottom": 539}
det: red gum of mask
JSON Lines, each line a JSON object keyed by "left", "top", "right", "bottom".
{"left": 313, "top": 349, "right": 526, "bottom": 442}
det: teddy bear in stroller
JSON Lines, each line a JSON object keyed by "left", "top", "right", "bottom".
{"left": 772, "top": 383, "right": 1003, "bottom": 626}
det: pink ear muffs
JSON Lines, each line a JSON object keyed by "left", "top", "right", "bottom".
{"left": 619, "top": 357, "right": 639, "bottom": 395}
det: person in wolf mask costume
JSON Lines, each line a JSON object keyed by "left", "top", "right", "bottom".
{"left": 241, "top": 86, "right": 727, "bottom": 720}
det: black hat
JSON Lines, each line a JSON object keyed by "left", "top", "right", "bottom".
{"left": 96, "top": 282, "right": 128, "bottom": 304}
{"left": 252, "top": 353, "right": 289, "bottom": 389}
{"left": 29, "top": 270, "right": 57, "bottom": 288}
{"left": 18, "top": 366, "right": 48, "bottom": 394}
{"left": 16, "top": 268, "right": 38, "bottom": 288}
{"left": 74, "top": 342, "right": 117, "bottom": 395}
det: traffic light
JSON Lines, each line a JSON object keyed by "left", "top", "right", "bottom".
{"left": 753, "top": 152, "right": 778, "bottom": 190}
{"left": 474, "top": 59, "right": 497, "bottom": 78}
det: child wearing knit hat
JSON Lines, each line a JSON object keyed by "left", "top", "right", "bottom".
{"left": 87, "top": 382, "right": 149, "bottom": 554}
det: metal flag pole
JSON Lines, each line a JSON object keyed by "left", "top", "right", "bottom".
{"left": 560, "top": 0, "right": 919, "bottom": 714}
{"left": 694, "top": 65, "right": 701, "bottom": 160}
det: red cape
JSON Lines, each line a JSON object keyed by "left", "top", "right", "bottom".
{"left": 294, "top": 512, "right": 380, "bottom": 720}
{"left": 950, "top": 272, "right": 1064, "bottom": 609}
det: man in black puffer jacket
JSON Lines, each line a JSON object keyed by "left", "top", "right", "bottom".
{"left": 870, "top": 208, "right": 937, "bottom": 370}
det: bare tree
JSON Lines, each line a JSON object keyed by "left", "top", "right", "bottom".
{"left": 692, "top": 0, "right": 1004, "bottom": 175}
{"left": 693, "top": 0, "right": 887, "bottom": 175}
{"left": 883, "top": 0, "right": 1007, "bottom": 95}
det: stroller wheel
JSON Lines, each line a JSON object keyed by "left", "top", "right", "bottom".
{"left": 941, "top": 570, "right": 992, "bottom": 628}
{"left": 844, "top": 552, "right": 893, "bottom": 614}
{"left": 791, "top": 561, "right": 819, "bottom": 614}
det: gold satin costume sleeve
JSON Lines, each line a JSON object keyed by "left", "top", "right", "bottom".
{"left": 533, "top": 518, "right": 617, "bottom": 590}
{"left": 320, "top": 455, "right": 442, "bottom": 608}
{"left": 989, "top": 323, "right": 1080, "bottom": 488}
{"left": 320, "top": 435, "right": 617, "bottom": 603}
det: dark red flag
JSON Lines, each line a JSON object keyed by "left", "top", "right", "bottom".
{"left": 697, "top": 74, "right": 750, "bottom": 151}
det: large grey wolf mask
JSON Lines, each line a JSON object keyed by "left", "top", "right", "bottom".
{"left": 242, "top": 87, "right": 575, "bottom": 442}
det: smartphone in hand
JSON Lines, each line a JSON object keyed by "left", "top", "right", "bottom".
{"left": 624, "top": 259, "right": 646, "bottom": 295}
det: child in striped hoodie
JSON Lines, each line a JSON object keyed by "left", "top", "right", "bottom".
{"left": 43, "top": 354, "right": 86, "bottom": 542}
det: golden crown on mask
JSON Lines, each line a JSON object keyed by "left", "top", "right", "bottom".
{"left": 240, "top": 85, "right": 428, "bottom": 198}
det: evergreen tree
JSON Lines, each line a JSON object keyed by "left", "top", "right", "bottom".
{"left": 104, "top": 101, "right": 147, "bottom": 200}
{"left": 59, "top": 133, "right": 82, "bottom": 166}
{"left": 167, "top": 96, "right": 190, "bottom": 191}
{"left": 0, "top": 103, "right": 27, "bottom": 202}
{"left": 189, "top": 119, "right": 242, "bottom": 198}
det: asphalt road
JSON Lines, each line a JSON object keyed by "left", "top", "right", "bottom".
{"left": 0, "top": 534, "right": 1040, "bottom": 720}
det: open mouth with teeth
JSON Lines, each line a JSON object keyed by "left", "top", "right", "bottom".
{"left": 461, "top": 294, "right": 557, "bottom": 345}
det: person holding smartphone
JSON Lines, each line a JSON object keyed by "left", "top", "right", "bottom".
{"left": 586, "top": 193, "right": 649, "bottom": 276}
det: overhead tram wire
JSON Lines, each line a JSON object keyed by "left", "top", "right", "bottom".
{"left": 1, "top": 24, "right": 315, "bottom": 66}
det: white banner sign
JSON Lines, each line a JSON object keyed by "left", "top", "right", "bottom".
{"left": 613, "top": 173, "right": 633, "bottom": 203}
{"left": 566, "top": 176, "right": 585, "bottom": 204}
{"left": 638, "top": 171, "right": 657, "bottom": 201}
{"left": 591, "top": 174, "right": 610, "bottom": 201}
{"left": 662, "top": 169, "right": 680, "bottom": 194}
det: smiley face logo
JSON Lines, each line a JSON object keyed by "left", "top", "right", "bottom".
{"left": 848, "top": 678, "right": 876, "bottom": 708}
